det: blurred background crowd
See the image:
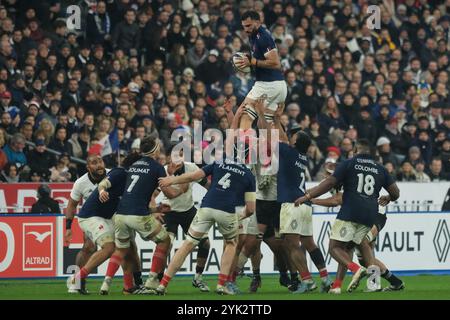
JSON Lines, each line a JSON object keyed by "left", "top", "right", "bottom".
{"left": 0, "top": 0, "right": 450, "bottom": 184}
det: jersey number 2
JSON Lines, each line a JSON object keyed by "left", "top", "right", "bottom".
{"left": 357, "top": 173, "right": 375, "bottom": 196}
{"left": 299, "top": 172, "right": 306, "bottom": 193}
{"left": 127, "top": 175, "right": 140, "bottom": 192}
{"left": 218, "top": 173, "right": 231, "bottom": 190}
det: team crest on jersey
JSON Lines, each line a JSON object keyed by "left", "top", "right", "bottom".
{"left": 290, "top": 219, "right": 298, "bottom": 230}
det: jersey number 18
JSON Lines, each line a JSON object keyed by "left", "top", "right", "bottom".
{"left": 357, "top": 173, "right": 375, "bottom": 196}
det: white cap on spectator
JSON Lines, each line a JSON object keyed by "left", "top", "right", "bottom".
{"left": 183, "top": 67, "right": 195, "bottom": 77}
{"left": 128, "top": 82, "right": 140, "bottom": 93}
{"left": 209, "top": 49, "right": 219, "bottom": 57}
{"left": 376, "top": 136, "right": 391, "bottom": 147}
{"left": 182, "top": 0, "right": 194, "bottom": 11}
{"left": 397, "top": 4, "right": 407, "bottom": 12}
{"left": 324, "top": 15, "right": 335, "bottom": 23}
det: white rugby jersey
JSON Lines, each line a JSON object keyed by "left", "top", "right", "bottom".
{"left": 253, "top": 163, "right": 277, "bottom": 201}
{"left": 161, "top": 162, "right": 200, "bottom": 212}
{"left": 70, "top": 169, "right": 111, "bottom": 202}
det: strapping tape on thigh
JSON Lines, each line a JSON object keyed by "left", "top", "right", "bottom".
{"left": 245, "top": 105, "right": 258, "bottom": 120}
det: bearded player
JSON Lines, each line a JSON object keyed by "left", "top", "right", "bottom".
{"left": 234, "top": 10, "right": 287, "bottom": 129}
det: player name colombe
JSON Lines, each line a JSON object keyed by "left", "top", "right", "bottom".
{"left": 177, "top": 304, "right": 272, "bottom": 317}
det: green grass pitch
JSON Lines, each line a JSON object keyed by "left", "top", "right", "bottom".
{"left": 1, "top": 274, "right": 450, "bottom": 300}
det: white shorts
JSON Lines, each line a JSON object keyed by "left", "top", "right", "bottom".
{"left": 330, "top": 219, "right": 371, "bottom": 245}
{"left": 246, "top": 80, "right": 287, "bottom": 119}
{"left": 114, "top": 214, "right": 167, "bottom": 248}
{"left": 239, "top": 212, "right": 258, "bottom": 236}
{"left": 78, "top": 216, "right": 114, "bottom": 247}
{"left": 190, "top": 207, "right": 239, "bottom": 240}
{"left": 279, "top": 203, "right": 313, "bottom": 236}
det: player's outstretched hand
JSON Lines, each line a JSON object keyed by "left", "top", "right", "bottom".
{"left": 294, "top": 196, "right": 305, "bottom": 207}
{"left": 274, "top": 103, "right": 285, "bottom": 118}
{"left": 236, "top": 55, "right": 250, "bottom": 68}
{"left": 159, "top": 176, "right": 174, "bottom": 187}
{"left": 378, "top": 195, "right": 391, "bottom": 206}
{"left": 254, "top": 95, "right": 266, "bottom": 115}
{"left": 153, "top": 212, "right": 165, "bottom": 224}
{"left": 223, "top": 98, "right": 234, "bottom": 113}
{"left": 99, "top": 190, "right": 109, "bottom": 203}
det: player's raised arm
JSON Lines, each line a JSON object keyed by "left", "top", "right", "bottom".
{"left": 273, "top": 103, "right": 288, "bottom": 143}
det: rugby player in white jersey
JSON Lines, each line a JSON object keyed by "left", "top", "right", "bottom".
{"left": 232, "top": 101, "right": 296, "bottom": 293}
{"left": 65, "top": 154, "right": 142, "bottom": 293}
{"left": 65, "top": 154, "right": 108, "bottom": 293}
{"left": 156, "top": 150, "right": 212, "bottom": 292}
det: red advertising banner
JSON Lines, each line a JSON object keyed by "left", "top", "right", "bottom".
{"left": 0, "top": 183, "right": 73, "bottom": 214}
{"left": 0, "top": 216, "right": 57, "bottom": 278}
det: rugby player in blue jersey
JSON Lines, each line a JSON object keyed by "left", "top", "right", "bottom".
{"left": 311, "top": 159, "right": 404, "bottom": 293}
{"left": 234, "top": 10, "right": 287, "bottom": 130}
{"left": 156, "top": 145, "right": 256, "bottom": 295}
{"left": 295, "top": 139, "right": 400, "bottom": 292}
{"left": 66, "top": 152, "right": 142, "bottom": 294}
{"left": 263, "top": 105, "right": 332, "bottom": 294}
{"left": 98, "top": 136, "right": 184, "bottom": 294}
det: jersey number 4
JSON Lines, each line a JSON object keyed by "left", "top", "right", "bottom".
{"left": 218, "top": 173, "right": 231, "bottom": 190}
{"left": 127, "top": 175, "right": 140, "bottom": 192}
{"left": 357, "top": 173, "right": 375, "bottom": 196}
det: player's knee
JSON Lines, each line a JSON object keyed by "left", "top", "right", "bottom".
{"left": 199, "top": 237, "right": 210, "bottom": 250}
{"left": 82, "top": 240, "right": 97, "bottom": 254}
{"left": 186, "top": 232, "right": 201, "bottom": 246}
{"left": 102, "top": 241, "right": 116, "bottom": 256}
{"left": 224, "top": 236, "right": 237, "bottom": 246}
{"left": 151, "top": 227, "right": 169, "bottom": 244}
{"left": 116, "top": 237, "right": 131, "bottom": 249}
{"left": 300, "top": 236, "right": 316, "bottom": 252}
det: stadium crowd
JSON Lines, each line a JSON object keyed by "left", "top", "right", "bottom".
{"left": 0, "top": 0, "right": 450, "bottom": 184}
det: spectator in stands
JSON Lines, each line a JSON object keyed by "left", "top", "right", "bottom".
{"left": 30, "top": 184, "right": 60, "bottom": 214}
{"left": 27, "top": 139, "right": 54, "bottom": 181}
{"left": 415, "top": 160, "right": 431, "bottom": 183}
{"left": 48, "top": 125, "right": 71, "bottom": 154}
{"left": 112, "top": 9, "right": 140, "bottom": 55}
{"left": 396, "top": 160, "right": 417, "bottom": 182}
{"left": 377, "top": 136, "right": 400, "bottom": 168}
{"left": 0, "top": 162, "right": 19, "bottom": 183}
{"left": 2, "top": 133, "right": 26, "bottom": 168}
{"left": 49, "top": 155, "right": 72, "bottom": 182}
{"left": 427, "top": 158, "right": 450, "bottom": 181}
{"left": 0, "top": 127, "right": 7, "bottom": 171}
